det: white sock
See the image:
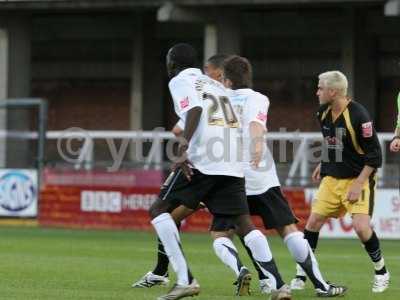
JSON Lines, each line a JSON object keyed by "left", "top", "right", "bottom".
{"left": 244, "top": 230, "right": 277, "bottom": 289}
{"left": 151, "top": 213, "right": 189, "bottom": 285}
{"left": 213, "top": 237, "right": 241, "bottom": 276}
{"left": 244, "top": 230, "right": 273, "bottom": 262}
{"left": 308, "top": 244, "right": 329, "bottom": 290}
{"left": 284, "top": 232, "right": 309, "bottom": 262}
{"left": 285, "top": 232, "right": 329, "bottom": 290}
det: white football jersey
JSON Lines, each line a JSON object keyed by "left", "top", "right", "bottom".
{"left": 169, "top": 68, "right": 243, "bottom": 178}
{"left": 227, "top": 88, "right": 281, "bottom": 195}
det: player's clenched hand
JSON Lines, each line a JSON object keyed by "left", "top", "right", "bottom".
{"left": 172, "top": 159, "right": 194, "bottom": 181}
{"left": 346, "top": 181, "right": 363, "bottom": 203}
{"left": 172, "top": 144, "right": 194, "bottom": 181}
{"left": 390, "top": 137, "right": 400, "bottom": 152}
{"left": 312, "top": 163, "right": 321, "bottom": 183}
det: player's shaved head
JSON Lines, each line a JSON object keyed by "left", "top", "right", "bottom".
{"left": 222, "top": 55, "right": 253, "bottom": 89}
{"left": 204, "top": 54, "right": 229, "bottom": 82}
{"left": 207, "top": 54, "right": 229, "bottom": 69}
{"left": 166, "top": 43, "right": 198, "bottom": 78}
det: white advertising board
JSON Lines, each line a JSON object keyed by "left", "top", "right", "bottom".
{"left": 304, "top": 188, "right": 400, "bottom": 239}
{"left": 0, "top": 169, "right": 38, "bottom": 217}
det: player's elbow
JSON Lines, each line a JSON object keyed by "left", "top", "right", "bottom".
{"left": 365, "top": 154, "right": 382, "bottom": 169}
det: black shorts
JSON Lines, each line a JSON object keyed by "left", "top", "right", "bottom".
{"left": 160, "top": 169, "right": 248, "bottom": 216}
{"left": 210, "top": 186, "right": 298, "bottom": 231}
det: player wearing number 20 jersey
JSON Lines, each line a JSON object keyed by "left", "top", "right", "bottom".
{"left": 169, "top": 68, "right": 243, "bottom": 177}
{"left": 149, "top": 44, "right": 289, "bottom": 300}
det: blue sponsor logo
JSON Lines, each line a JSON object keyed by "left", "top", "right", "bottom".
{"left": 0, "top": 171, "right": 36, "bottom": 212}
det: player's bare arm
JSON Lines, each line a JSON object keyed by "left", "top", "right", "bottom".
{"left": 312, "top": 163, "right": 321, "bottom": 183}
{"left": 173, "top": 106, "right": 202, "bottom": 180}
{"left": 249, "top": 121, "right": 265, "bottom": 168}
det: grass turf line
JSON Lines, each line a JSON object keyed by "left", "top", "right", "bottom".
{"left": 0, "top": 227, "right": 398, "bottom": 300}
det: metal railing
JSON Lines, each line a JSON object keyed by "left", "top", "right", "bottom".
{"left": 42, "top": 130, "right": 396, "bottom": 187}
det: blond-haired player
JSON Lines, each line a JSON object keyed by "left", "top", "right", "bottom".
{"left": 292, "top": 71, "right": 390, "bottom": 293}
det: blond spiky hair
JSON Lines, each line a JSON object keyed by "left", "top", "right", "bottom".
{"left": 318, "top": 71, "right": 348, "bottom": 96}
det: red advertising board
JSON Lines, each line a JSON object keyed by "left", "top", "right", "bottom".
{"left": 39, "top": 169, "right": 310, "bottom": 232}
{"left": 40, "top": 169, "right": 163, "bottom": 230}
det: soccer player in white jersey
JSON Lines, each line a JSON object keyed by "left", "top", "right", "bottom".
{"left": 134, "top": 53, "right": 346, "bottom": 299}
{"left": 135, "top": 54, "right": 231, "bottom": 293}
{"left": 212, "top": 56, "right": 346, "bottom": 297}
{"left": 135, "top": 54, "right": 265, "bottom": 297}
{"left": 148, "top": 44, "right": 291, "bottom": 300}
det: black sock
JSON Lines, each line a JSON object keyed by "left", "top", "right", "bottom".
{"left": 363, "top": 231, "right": 387, "bottom": 275}
{"left": 152, "top": 237, "right": 170, "bottom": 276}
{"left": 240, "top": 237, "right": 268, "bottom": 280}
{"left": 304, "top": 229, "right": 319, "bottom": 252}
{"left": 257, "top": 259, "right": 285, "bottom": 289}
{"left": 152, "top": 222, "right": 181, "bottom": 276}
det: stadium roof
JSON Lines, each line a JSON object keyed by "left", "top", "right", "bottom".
{"left": 0, "top": 0, "right": 387, "bottom": 10}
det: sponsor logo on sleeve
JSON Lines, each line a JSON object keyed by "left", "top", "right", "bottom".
{"left": 180, "top": 97, "right": 190, "bottom": 109}
{"left": 256, "top": 111, "right": 268, "bottom": 122}
{"left": 361, "top": 122, "right": 373, "bottom": 138}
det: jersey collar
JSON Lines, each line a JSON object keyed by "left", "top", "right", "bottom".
{"left": 178, "top": 68, "right": 202, "bottom": 77}
{"left": 236, "top": 88, "right": 253, "bottom": 93}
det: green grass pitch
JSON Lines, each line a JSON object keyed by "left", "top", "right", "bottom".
{"left": 0, "top": 227, "right": 398, "bottom": 300}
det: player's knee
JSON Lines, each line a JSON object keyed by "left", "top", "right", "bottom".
{"left": 306, "top": 213, "right": 325, "bottom": 231}
{"left": 235, "top": 216, "right": 255, "bottom": 237}
{"left": 148, "top": 206, "right": 158, "bottom": 219}
{"left": 277, "top": 224, "right": 298, "bottom": 238}
{"left": 352, "top": 219, "right": 370, "bottom": 238}
{"left": 149, "top": 198, "right": 164, "bottom": 219}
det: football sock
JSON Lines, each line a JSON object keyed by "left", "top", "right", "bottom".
{"left": 152, "top": 237, "right": 170, "bottom": 276}
{"left": 244, "top": 230, "right": 285, "bottom": 289}
{"left": 151, "top": 213, "right": 192, "bottom": 285}
{"left": 296, "top": 229, "right": 320, "bottom": 281}
{"left": 363, "top": 231, "right": 387, "bottom": 275}
{"left": 285, "top": 231, "right": 329, "bottom": 290}
{"left": 213, "top": 237, "right": 243, "bottom": 277}
{"left": 152, "top": 222, "right": 181, "bottom": 276}
{"left": 304, "top": 229, "right": 320, "bottom": 252}
{"left": 240, "top": 237, "right": 268, "bottom": 280}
